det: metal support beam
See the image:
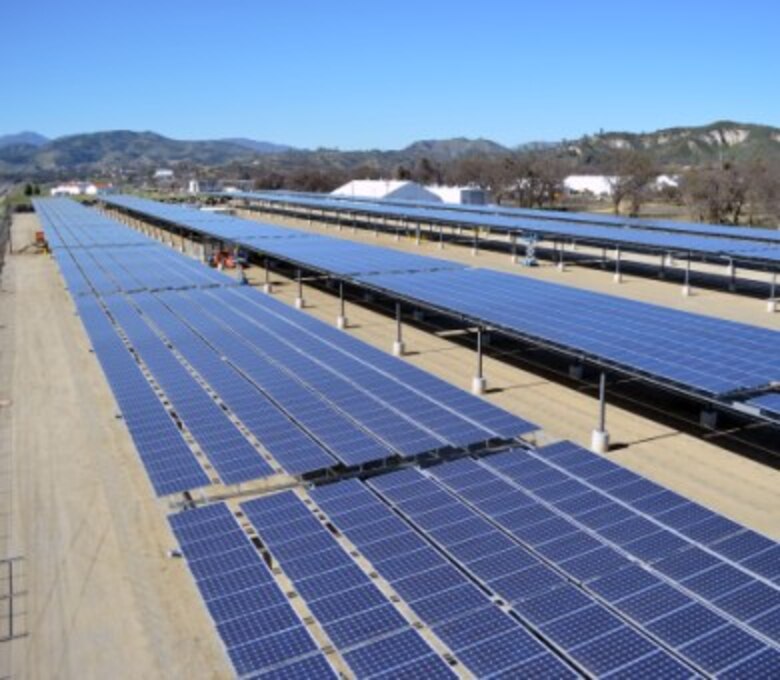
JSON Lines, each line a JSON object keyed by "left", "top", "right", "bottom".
{"left": 769, "top": 272, "right": 777, "bottom": 313}
{"left": 613, "top": 248, "right": 622, "bottom": 283}
{"left": 337, "top": 281, "right": 348, "bottom": 329}
{"left": 263, "top": 258, "right": 272, "bottom": 293}
{"left": 591, "top": 372, "right": 610, "bottom": 453}
{"left": 659, "top": 253, "right": 666, "bottom": 279}
{"left": 438, "top": 224, "right": 444, "bottom": 249}
{"left": 472, "top": 230, "right": 479, "bottom": 256}
{"left": 682, "top": 255, "right": 692, "bottom": 296}
{"left": 511, "top": 233, "right": 518, "bottom": 264}
{"left": 472, "top": 327, "right": 486, "bottom": 395}
{"left": 295, "top": 269, "right": 304, "bottom": 309}
{"left": 392, "top": 302, "right": 405, "bottom": 356}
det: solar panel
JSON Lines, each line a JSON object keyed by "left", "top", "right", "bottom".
{"left": 168, "top": 503, "right": 321, "bottom": 676}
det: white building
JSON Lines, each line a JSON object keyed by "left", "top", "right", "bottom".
{"left": 563, "top": 175, "right": 617, "bottom": 197}
{"left": 154, "top": 168, "right": 174, "bottom": 180}
{"left": 427, "top": 185, "right": 489, "bottom": 205}
{"left": 50, "top": 182, "right": 113, "bottom": 196}
{"left": 188, "top": 179, "right": 200, "bottom": 194}
{"left": 332, "top": 180, "right": 442, "bottom": 203}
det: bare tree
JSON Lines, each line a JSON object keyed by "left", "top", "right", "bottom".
{"left": 607, "top": 149, "right": 657, "bottom": 216}
{"left": 680, "top": 162, "right": 747, "bottom": 225}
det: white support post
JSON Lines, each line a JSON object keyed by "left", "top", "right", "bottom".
{"left": 472, "top": 327, "right": 487, "bottom": 395}
{"left": 768, "top": 272, "right": 777, "bottom": 313}
{"left": 263, "top": 258, "right": 272, "bottom": 294}
{"left": 682, "top": 255, "right": 692, "bottom": 296}
{"left": 337, "top": 281, "right": 348, "bottom": 329}
{"left": 295, "top": 269, "right": 304, "bottom": 309}
{"left": 392, "top": 302, "right": 405, "bottom": 356}
{"left": 591, "top": 372, "right": 610, "bottom": 454}
{"left": 613, "top": 248, "right": 622, "bottom": 283}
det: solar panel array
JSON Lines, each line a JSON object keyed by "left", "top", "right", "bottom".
{"left": 102, "top": 195, "right": 780, "bottom": 407}
{"left": 360, "top": 268, "right": 780, "bottom": 397}
{"left": 36, "top": 197, "right": 535, "bottom": 496}
{"left": 168, "top": 503, "right": 339, "bottom": 677}
{"left": 232, "top": 191, "right": 780, "bottom": 265}
{"left": 103, "top": 195, "right": 466, "bottom": 276}
{"left": 266, "top": 189, "right": 780, "bottom": 245}
{"left": 168, "top": 438, "right": 780, "bottom": 677}
{"left": 32, "top": 200, "right": 780, "bottom": 677}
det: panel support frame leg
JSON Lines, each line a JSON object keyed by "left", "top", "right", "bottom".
{"left": 591, "top": 371, "right": 610, "bottom": 453}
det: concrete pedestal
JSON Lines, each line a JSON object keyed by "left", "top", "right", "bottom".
{"left": 767, "top": 300, "right": 777, "bottom": 313}
{"left": 613, "top": 273, "right": 623, "bottom": 283}
{"left": 262, "top": 283, "right": 273, "bottom": 294}
{"left": 682, "top": 285, "right": 691, "bottom": 297}
{"left": 471, "top": 248, "right": 479, "bottom": 257}
{"left": 295, "top": 297, "right": 304, "bottom": 309}
{"left": 392, "top": 340, "right": 406, "bottom": 357}
{"left": 337, "top": 315, "right": 348, "bottom": 330}
{"left": 472, "top": 376, "right": 487, "bottom": 395}
{"left": 557, "top": 262, "right": 566, "bottom": 272}
{"left": 591, "top": 429, "right": 610, "bottom": 454}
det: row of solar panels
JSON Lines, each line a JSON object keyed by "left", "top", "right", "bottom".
{"left": 264, "top": 189, "right": 780, "bottom": 245}
{"left": 102, "top": 194, "right": 780, "bottom": 401}
{"left": 170, "top": 440, "right": 780, "bottom": 677}
{"left": 38, "top": 198, "right": 535, "bottom": 496}
{"left": 230, "top": 191, "right": 780, "bottom": 265}
{"left": 103, "top": 195, "right": 465, "bottom": 276}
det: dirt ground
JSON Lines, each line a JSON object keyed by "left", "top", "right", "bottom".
{"left": 1, "top": 214, "right": 229, "bottom": 679}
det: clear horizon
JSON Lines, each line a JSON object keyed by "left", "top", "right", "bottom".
{"left": 2, "top": 1, "right": 778, "bottom": 148}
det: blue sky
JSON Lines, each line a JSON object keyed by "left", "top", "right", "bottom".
{"left": 2, "top": 1, "right": 778, "bottom": 149}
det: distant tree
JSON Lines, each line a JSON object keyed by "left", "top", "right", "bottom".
{"left": 743, "top": 156, "right": 780, "bottom": 225}
{"left": 681, "top": 162, "right": 747, "bottom": 224}
{"left": 394, "top": 165, "right": 412, "bottom": 181}
{"left": 511, "top": 153, "right": 566, "bottom": 208}
{"left": 412, "top": 157, "right": 443, "bottom": 185}
{"left": 23, "top": 183, "right": 33, "bottom": 196}
{"left": 606, "top": 149, "right": 657, "bottom": 216}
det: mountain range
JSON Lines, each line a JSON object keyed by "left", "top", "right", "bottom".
{"left": 0, "top": 121, "right": 778, "bottom": 180}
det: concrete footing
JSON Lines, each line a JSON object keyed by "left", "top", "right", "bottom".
{"left": 613, "top": 273, "right": 622, "bottom": 283}
{"left": 472, "top": 376, "right": 487, "bottom": 395}
{"left": 262, "top": 283, "right": 273, "bottom": 294}
{"left": 682, "top": 285, "right": 691, "bottom": 297}
{"left": 295, "top": 297, "right": 304, "bottom": 309}
{"left": 337, "top": 315, "right": 348, "bottom": 330}
{"left": 392, "top": 340, "right": 406, "bottom": 357}
{"left": 767, "top": 300, "right": 777, "bottom": 313}
{"left": 591, "top": 429, "right": 610, "bottom": 454}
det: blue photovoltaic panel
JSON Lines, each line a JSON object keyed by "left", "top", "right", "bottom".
{"left": 168, "top": 503, "right": 322, "bottom": 677}
{"left": 359, "top": 268, "right": 780, "bottom": 396}
{"left": 129, "top": 292, "right": 337, "bottom": 475}
{"left": 239, "top": 491, "right": 457, "bottom": 677}
{"left": 102, "top": 194, "right": 466, "bottom": 276}
{"left": 311, "top": 480, "right": 593, "bottom": 677}
{"left": 74, "top": 296, "right": 210, "bottom": 495}
{"left": 103, "top": 294, "right": 275, "bottom": 485}
{"left": 244, "top": 190, "right": 780, "bottom": 247}
{"left": 98, "top": 195, "right": 780, "bottom": 401}
{"left": 238, "top": 191, "right": 780, "bottom": 264}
